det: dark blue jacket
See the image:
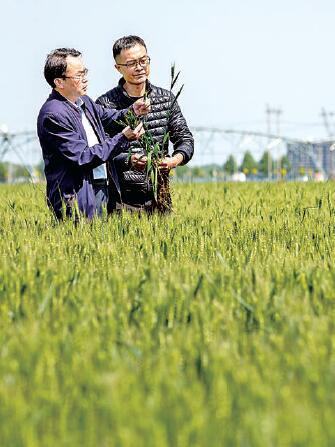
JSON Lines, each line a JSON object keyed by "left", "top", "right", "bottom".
{"left": 37, "top": 90, "right": 129, "bottom": 219}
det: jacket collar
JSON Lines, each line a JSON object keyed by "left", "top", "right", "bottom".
{"left": 49, "top": 89, "right": 85, "bottom": 112}
{"left": 117, "top": 78, "right": 152, "bottom": 99}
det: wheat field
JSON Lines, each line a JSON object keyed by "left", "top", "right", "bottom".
{"left": 0, "top": 182, "right": 334, "bottom": 447}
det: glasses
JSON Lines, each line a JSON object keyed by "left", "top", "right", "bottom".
{"left": 117, "top": 56, "right": 151, "bottom": 69}
{"left": 62, "top": 68, "right": 89, "bottom": 81}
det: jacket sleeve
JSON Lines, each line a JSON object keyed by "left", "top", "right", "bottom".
{"left": 41, "top": 114, "right": 130, "bottom": 169}
{"left": 95, "top": 95, "right": 126, "bottom": 137}
{"left": 95, "top": 95, "right": 131, "bottom": 174}
{"left": 113, "top": 152, "right": 131, "bottom": 172}
{"left": 94, "top": 101, "right": 129, "bottom": 133}
{"left": 168, "top": 93, "right": 194, "bottom": 164}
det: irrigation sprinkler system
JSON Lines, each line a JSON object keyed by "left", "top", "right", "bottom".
{"left": 1, "top": 125, "right": 335, "bottom": 181}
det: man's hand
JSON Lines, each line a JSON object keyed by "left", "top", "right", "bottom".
{"left": 159, "top": 154, "right": 184, "bottom": 173}
{"left": 132, "top": 98, "right": 151, "bottom": 116}
{"left": 130, "top": 153, "right": 147, "bottom": 171}
{"left": 122, "top": 122, "right": 145, "bottom": 141}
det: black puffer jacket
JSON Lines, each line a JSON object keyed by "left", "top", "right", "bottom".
{"left": 96, "top": 78, "right": 194, "bottom": 209}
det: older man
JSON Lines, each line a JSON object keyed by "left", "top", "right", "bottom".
{"left": 37, "top": 48, "right": 150, "bottom": 219}
{"left": 96, "top": 35, "right": 194, "bottom": 212}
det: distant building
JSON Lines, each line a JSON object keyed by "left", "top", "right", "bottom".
{"left": 287, "top": 142, "right": 335, "bottom": 178}
{"left": 231, "top": 172, "right": 246, "bottom": 182}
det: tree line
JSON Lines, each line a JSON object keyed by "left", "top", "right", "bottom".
{"left": 0, "top": 161, "right": 44, "bottom": 183}
{"left": 174, "top": 150, "right": 292, "bottom": 180}
{"left": 0, "top": 151, "right": 296, "bottom": 183}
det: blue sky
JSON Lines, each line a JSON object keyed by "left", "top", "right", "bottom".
{"left": 1, "top": 0, "right": 334, "bottom": 164}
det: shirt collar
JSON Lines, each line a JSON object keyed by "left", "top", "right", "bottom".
{"left": 76, "top": 97, "right": 84, "bottom": 108}
{"left": 65, "top": 96, "right": 84, "bottom": 110}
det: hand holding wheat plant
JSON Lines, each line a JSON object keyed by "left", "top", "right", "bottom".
{"left": 132, "top": 97, "right": 151, "bottom": 117}
{"left": 121, "top": 122, "right": 145, "bottom": 141}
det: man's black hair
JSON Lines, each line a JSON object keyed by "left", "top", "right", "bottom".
{"left": 44, "top": 48, "right": 82, "bottom": 88}
{"left": 113, "top": 36, "right": 147, "bottom": 60}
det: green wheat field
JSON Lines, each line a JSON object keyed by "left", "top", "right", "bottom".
{"left": 0, "top": 182, "right": 334, "bottom": 447}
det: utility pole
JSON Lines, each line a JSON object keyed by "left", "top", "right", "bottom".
{"left": 266, "top": 105, "right": 272, "bottom": 180}
{"left": 266, "top": 105, "right": 282, "bottom": 180}
{"left": 321, "top": 108, "right": 334, "bottom": 137}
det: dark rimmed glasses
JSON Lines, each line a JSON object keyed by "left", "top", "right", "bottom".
{"left": 117, "top": 56, "right": 151, "bottom": 69}
{"left": 62, "top": 68, "right": 89, "bottom": 81}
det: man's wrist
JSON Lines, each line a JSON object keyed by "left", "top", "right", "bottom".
{"left": 172, "top": 153, "right": 184, "bottom": 167}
